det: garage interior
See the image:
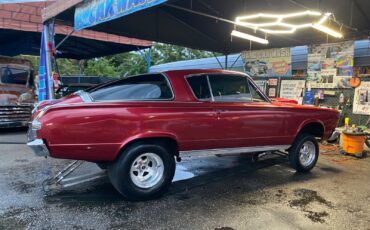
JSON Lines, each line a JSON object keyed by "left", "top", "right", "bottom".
{"left": 1, "top": 0, "right": 370, "bottom": 229}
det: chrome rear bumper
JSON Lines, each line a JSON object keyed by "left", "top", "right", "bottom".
{"left": 27, "top": 139, "right": 50, "bottom": 157}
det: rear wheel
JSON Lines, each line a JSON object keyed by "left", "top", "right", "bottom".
{"left": 289, "top": 134, "right": 319, "bottom": 172}
{"left": 108, "top": 143, "right": 175, "bottom": 201}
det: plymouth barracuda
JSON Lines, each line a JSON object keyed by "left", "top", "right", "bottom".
{"left": 27, "top": 69, "right": 339, "bottom": 200}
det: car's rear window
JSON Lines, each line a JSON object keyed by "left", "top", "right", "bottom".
{"left": 89, "top": 74, "right": 173, "bottom": 101}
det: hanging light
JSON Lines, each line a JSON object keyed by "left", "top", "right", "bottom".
{"left": 311, "top": 24, "right": 343, "bottom": 38}
{"left": 231, "top": 30, "right": 269, "bottom": 44}
{"left": 233, "top": 11, "right": 343, "bottom": 40}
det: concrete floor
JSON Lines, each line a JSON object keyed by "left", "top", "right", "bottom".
{"left": 0, "top": 129, "right": 369, "bottom": 230}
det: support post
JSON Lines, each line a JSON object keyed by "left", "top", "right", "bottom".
{"left": 225, "top": 54, "right": 228, "bottom": 70}
{"left": 147, "top": 47, "right": 152, "bottom": 73}
{"left": 43, "top": 23, "right": 54, "bottom": 99}
{"left": 77, "top": 60, "right": 81, "bottom": 83}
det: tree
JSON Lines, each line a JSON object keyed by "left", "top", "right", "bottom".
{"left": 83, "top": 58, "right": 117, "bottom": 77}
{"left": 20, "top": 43, "right": 217, "bottom": 77}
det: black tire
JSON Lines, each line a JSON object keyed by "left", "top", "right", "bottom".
{"left": 107, "top": 143, "right": 175, "bottom": 201}
{"left": 288, "top": 134, "right": 319, "bottom": 172}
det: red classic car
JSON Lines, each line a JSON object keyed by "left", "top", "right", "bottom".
{"left": 27, "top": 69, "right": 339, "bottom": 200}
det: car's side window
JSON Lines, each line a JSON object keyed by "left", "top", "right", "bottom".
{"left": 207, "top": 74, "right": 268, "bottom": 103}
{"left": 186, "top": 75, "right": 212, "bottom": 100}
{"left": 208, "top": 74, "right": 253, "bottom": 102}
{"left": 89, "top": 74, "right": 173, "bottom": 101}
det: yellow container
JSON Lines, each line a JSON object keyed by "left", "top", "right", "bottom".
{"left": 342, "top": 132, "right": 366, "bottom": 155}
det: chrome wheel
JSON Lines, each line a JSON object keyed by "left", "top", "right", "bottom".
{"left": 299, "top": 141, "right": 316, "bottom": 167}
{"left": 130, "top": 153, "right": 164, "bottom": 189}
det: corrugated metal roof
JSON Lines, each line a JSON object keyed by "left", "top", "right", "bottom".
{"left": 291, "top": 46, "right": 308, "bottom": 70}
{"left": 354, "top": 39, "right": 370, "bottom": 67}
{"left": 149, "top": 54, "right": 244, "bottom": 73}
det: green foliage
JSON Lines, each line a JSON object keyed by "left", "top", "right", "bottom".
{"left": 56, "top": 59, "right": 78, "bottom": 76}
{"left": 83, "top": 58, "right": 117, "bottom": 77}
{"left": 20, "top": 43, "right": 216, "bottom": 77}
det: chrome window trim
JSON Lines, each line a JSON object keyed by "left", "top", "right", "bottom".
{"left": 206, "top": 75, "right": 215, "bottom": 102}
{"left": 245, "top": 74, "right": 271, "bottom": 103}
{"left": 75, "top": 90, "right": 93, "bottom": 102}
{"left": 180, "top": 145, "right": 290, "bottom": 155}
{"left": 86, "top": 73, "right": 175, "bottom": 102}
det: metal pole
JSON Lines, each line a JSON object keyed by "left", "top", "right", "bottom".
{"left": 43, "top": 23, "right": 54, "bottom": 99}
{"left": 212, "top": 52, "right": 223, "bottom": 69}
{"left": 55, "top": 29, "right": 74, "bottom": 50}
{"left": 147, "top": 47, "right": 152, "bottom": 73}
{"left": 225, "top": 54, "right": 228, "bottom": 70}
{"left": 77, "top": 60, "right": 81, "bottom": 83}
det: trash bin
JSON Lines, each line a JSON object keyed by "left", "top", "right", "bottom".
{"left": 342, "top": 130, "right": 366, "bottom": 157}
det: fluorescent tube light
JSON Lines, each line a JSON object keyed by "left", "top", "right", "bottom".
{"left": 231, "top": 30, "right": 269, "bottom": 44}
{"left": 312, "top": 24, "right": 343, "bottom": 38}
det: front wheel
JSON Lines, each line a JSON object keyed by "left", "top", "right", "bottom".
{"left": 108, "top": 143, "right": 175, "bottom": 201}
{"left": 289, "top": 134, "right": 319, "bottom": 172}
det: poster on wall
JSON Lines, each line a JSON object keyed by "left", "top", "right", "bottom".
{"left": 307, "top": 41, "right": 354, "bottom": 88}
{"left": 280, "top": 80, "right": 305, "bottom": 104}
{"left": 268, "top": 88, "right": 276, "bottom": 97}
{"left": 353, "top": 82, "right": 370, "bottom": 115}
{"left": 253, "top": 80, "right": 267, "bottom": 93}
{"left": 354, "top": 67, "right": 370, "bottom": 77}
{"left": 242, "top": 48, "right": 291, "bottom": 77}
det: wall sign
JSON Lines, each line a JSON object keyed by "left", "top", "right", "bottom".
{"left": 268, "top": 88, "right": 276, "bottom": 97}
{"left": 280, "top": 80, "right": 305, "bottom": 104}
{"left": 242, "top": 48, "right": 291, "bottom": 77}
{"left": 353, "top": 81, "right": 370, "bottom": 115}
{"left": 75, "top": 0, "right": 167, "bottom": 31}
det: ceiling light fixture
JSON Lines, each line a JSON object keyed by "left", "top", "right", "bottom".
{"left": 232, "top": 11, "right": 343, "bottom": 43}
{"left": 231, "top": 30, "right": 269, "bottom": 44}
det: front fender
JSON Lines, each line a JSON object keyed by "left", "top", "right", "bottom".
{"left": 295, "top": 119, "right": 325, "bottom": 137}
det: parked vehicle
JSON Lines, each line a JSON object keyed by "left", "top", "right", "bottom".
{"left": 27, "top": 69, "right": 339, "bottom": 200}
{"left": 56, "top": 83, "right": 95, "bottom": 98}
{"left": 0, "top": 56, "right": 35, "bottom": 128}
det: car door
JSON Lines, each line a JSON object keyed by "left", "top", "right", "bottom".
{"left": 207, "top": 74, "right": 291, "bottom": 149}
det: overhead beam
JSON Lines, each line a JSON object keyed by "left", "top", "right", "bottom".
{"left": 43, "top": 0, "right": 83, "bottom": 22}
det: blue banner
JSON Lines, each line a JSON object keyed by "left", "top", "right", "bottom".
{"left": 38, "top": 26, "right": 48, "bottom": 102}
{"left": 75, "top": 0, "right": 168, "bottom": 31}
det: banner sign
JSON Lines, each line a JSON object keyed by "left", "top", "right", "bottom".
{"left": 242, "top": 48, "right": 291, "bottom": 77}
{"left": 280, "top": 80, "right": 305, "bottom": 104}
{"left": 75, "top": 0, "right": 167, "bottom": 31}
{"left": 38, "top": 26, "right": 48, "bottom": 102}
{"left": 353, "top": 81, "right": 370, "bottom": 115}
{"left": 307, "top": 41, "right": 354, "bottom": 88}
{"left": 0, "top": 0, "right": 48, "bottom": 3}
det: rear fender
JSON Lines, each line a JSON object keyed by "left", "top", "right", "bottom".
{"left": 119, "top": 131, "right": 179, "bottom": 153}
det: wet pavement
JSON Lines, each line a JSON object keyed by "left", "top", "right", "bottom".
{"left": 0, "top": 129, "right": 370, "bottom": 230}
